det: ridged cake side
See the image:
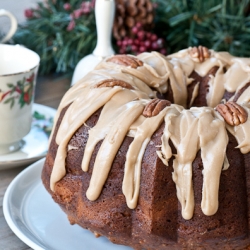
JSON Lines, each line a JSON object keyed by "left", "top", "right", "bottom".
{"left": 42, "top": 105, "right": 250, "bottom": 249}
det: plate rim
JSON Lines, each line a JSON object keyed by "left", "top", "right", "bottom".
{"left": 3, "top": 158, "right": 46, "bottom": 250}
{"left": 0, "top": 103, "right": 56, "bottom": 168}
{"left": 3, "top": 158, "right": 132, "bottom": 250}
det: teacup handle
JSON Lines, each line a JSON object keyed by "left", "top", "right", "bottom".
{"left": 0, "top": 9, "right": 18, "bottom": 43}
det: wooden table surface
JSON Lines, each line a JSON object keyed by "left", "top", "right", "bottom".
{"left": 0, "top": 74, "right": 71, "bottom": 250}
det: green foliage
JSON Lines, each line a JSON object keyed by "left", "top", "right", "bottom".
{"left": 153, "top": 0, "right": 250, "bottom": 56}
{"left": 13, "top": 0, "right": 250, "bottom": 75}
{"left": 14, "top": 0, "right": 96, "bottom": 75}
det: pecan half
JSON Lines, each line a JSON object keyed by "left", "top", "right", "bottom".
{"left": 95, "top": 79, "right": 134, "bottom": 89}
{"left": 107, "top": 55, "right": 143, "bottom": 68}
{"left": 143, "top": 99, "right": 171, "bottom": 117}
{"left": 189, "top": 46, "right": 211, "bottom": 63}
{"left": 216, "top": 101, "right": 248, "bottom": 126}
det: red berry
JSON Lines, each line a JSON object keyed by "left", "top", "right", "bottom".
{"left": 127, "top": 39, "right": 133, "bottom": 45}
{"left": 139, "top": 46, "right": 146, "bottom": 52}
{"left": 134, "top": 39, "right": 140, "bottom": 45}
{"left": 132, "top": 27, "right": 138, "bottom": 34}
{"left": 137, "top": 31, "right": 145, "bottom": 41}
{"left": 67, "top": 20, "right": 75, "bottom": 31}
{"left": 24, "top": 9, "right": 33, "bottom": 19}
{"left": 131, "top": 45, "right": 138, "bottom": 52}
{"left": 90, "top": 0, "right": 96, "bottom": 8}
{"left": 144, "top": 40, "right": 151, "bottom": 48}
{"left": 136, "top": 22, "right": 142, "bottom": 29}
{"left": 151, "top": 34, "right": 158, "bottom": 41}
{"left": 73, "top": 9, "right": 83, "bottom": 19}
{"left": 122, "top": 40, "right": 128, "bottom": 46}
{"left": 152, "top": 42, "right": 159, "bottom": 50}
{"left": 63, "top": 3, "right": 71, "bottom": 11}
{"left": 82, "top": 7, "right": 91, "bottom": 14}
{"left": 160, "top": 48, "right": 167, "bottom": 55}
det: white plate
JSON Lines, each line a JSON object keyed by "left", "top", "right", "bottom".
{"left": 0, "top": 103, "right": 56, "bottom": 170}
{"left": 3, "top": 158, "right": 133, "bottom": 250}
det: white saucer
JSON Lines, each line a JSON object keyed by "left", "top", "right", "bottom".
{"left": 3, "top": 158, "right": 132, "bottom": 250}
{"left": 0, "top": 103, "right": 56, "bottom": 170}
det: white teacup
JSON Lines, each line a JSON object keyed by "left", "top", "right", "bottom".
{"left": 0, "top": 44, "right": 40, "bottom": 154}
{"left": 0, "top": 9, "right": 17, "bottom": 43}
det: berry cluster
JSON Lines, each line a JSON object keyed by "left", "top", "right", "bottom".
{"left": 24, "top": 1, "right": 95, "bottom": 30}
{"left": 116, "top": 23, "right": 167, "bottom": 55}
{"left": 64, "top": 1, "right": 95, "bottom": 17}
{"left": 65, "top": 1, "right": 95, "bottom": 31}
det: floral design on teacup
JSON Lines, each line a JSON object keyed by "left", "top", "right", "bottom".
{"left": 0, "top": 73, "right": 35, "bottom": 108}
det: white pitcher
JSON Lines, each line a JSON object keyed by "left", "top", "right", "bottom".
{"left": 71, "top": 0, "right": 115, "bottom": 85}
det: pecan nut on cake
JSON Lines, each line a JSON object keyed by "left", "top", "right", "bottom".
{"left": 42, "top": 47, "right": 250, "bottom": 250}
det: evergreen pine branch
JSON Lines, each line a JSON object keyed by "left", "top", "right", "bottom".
{"left": 153, "top": 0, "right": 250, "bottom": 56}
{"left": 13, "top": 0, "right": 96, "bottom": 75}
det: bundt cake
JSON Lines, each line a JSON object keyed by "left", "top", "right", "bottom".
{"left": 42, "top": 46, "right": 250, "bottom": 249}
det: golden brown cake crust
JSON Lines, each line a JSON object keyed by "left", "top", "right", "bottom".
{"left": 42, "top": 104, "right": 250, "bottom": 249}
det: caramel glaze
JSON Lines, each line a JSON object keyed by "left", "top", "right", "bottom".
{"left": 49, "top": 48, "right": 250, "bottom": 220}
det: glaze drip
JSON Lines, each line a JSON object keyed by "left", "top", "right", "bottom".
{"left": 86, "top": 101, "right": 145, "bottom": 201}
{"left": 81, "top": 89, "right": 140, "bottom": 172}
{"left": 123, "top": 106, "right": 169, "bottom": 209}
{"left": 50, "top": 49, "right": 250, "bottom": 219}
{"left": 198, "top": 109, "right": 228, "bottom": 216}
{"left": 170, "top": 109, "right": 200, "bottom": 219}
